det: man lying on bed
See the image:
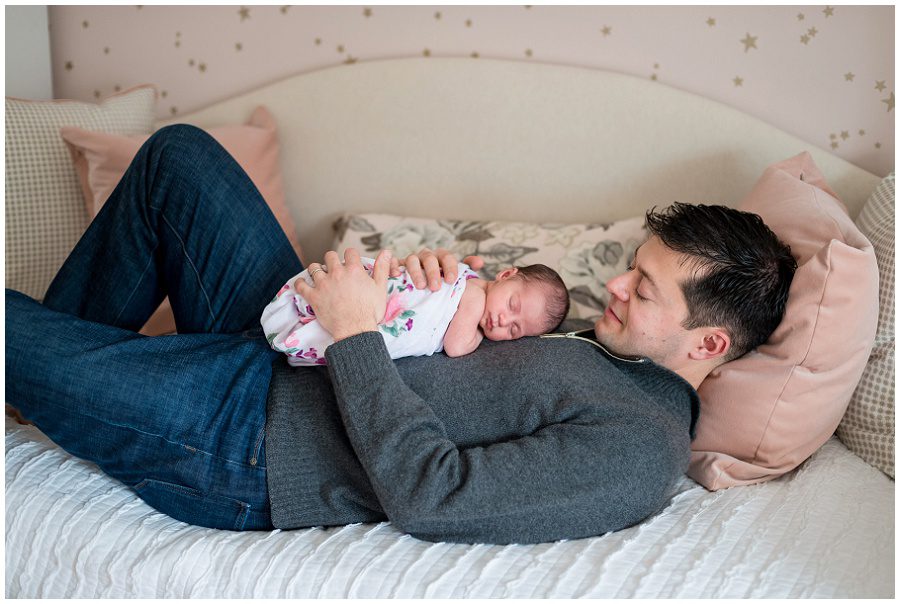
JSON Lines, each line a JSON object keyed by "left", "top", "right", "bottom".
{"left": 5, "top": 125, "right": 796, "bottom": 545}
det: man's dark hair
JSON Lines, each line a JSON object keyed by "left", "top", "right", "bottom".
{"left": 645, "top": 202, "right": 797, "bottom": 361}
{"left": 514, "top": 264, "right": 571, "bottom": 333}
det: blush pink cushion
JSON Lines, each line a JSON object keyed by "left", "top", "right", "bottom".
{"left": 688, "top": 152, "right": 879, "bottom": 490}
{"left": 61, "top": 106, "right": 303, "bottom": 336}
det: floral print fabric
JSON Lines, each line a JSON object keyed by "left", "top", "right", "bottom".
{"left": 260, "top": 259, "right": 478, "bottom": 366}
{"left": 334, "top": 213, "right": 648, "bottom": 322}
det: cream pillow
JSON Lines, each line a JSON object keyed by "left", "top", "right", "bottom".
{"left": 690, "top": 152, "right": 880, "bottom": 489}
{"left": 60, "top": 107, "right": 303, "bottom": 336}
{"left": 333, "top": 212, "right": 648, "bottom": 321}
{"left": 836, "top": 173, "right": 895, "bottom": 478}
{"left": 5, "top": 85, "right": 157, "bottom": 300}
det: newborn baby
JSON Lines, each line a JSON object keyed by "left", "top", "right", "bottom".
{"left": 261, "top": 257, "right": 570, "bottom": 365}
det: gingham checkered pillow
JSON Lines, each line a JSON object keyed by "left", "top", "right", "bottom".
{"left": 837, "top": 173, "right": 895, "bottom": 478}
{"left": 5, "top": 85, "right": 156, "bottom": 300}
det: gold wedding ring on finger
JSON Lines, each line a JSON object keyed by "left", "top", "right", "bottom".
{"left": 309, "top": 266, "right": 326, "bottom": 278}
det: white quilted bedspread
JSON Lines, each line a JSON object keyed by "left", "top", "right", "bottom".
{"left": 5, "top": 416, "right": 894, "bottom": 598}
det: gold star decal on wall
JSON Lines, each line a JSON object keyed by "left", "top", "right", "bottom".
{"left": 797, "top": 12, "right": 805, "bottom": 21}
{"left": 830, "top": 141, "right": 839, "bottom": 149}
{"left": 344, "top": 56, "right": 357, "bottom": 64}
{"left": 706, "top": 17, "right": 716, "bottom": 27}
{"left": 525, "top": 49, "right": 533, "bottom": 57}
{"left": 875, "top": 80, "right": 886, "bottom": 92}
{"left": 199, "top": 63, "right": 206, "bottom": 72}
{"left": 104, "top": 47, "right": 110, "bottom": 54}
{"left": 434, "top": 11, "right": 442, "bottom": 20}
{"left": 844, "top": 72, "right": 855, "bottom": 82}
{"left": 114, "top": 85, "right": 121, "bottom": 92}
{"left": 337, "top": 44, "right": 344, "bottom": 53}
{"left": 94, "top": 90, "right": 101, "bottom": 99}
{"left": 170, "top": 107, "right": 178, "bottom": 116}
{"left": 650, "top": 74, "right": 658, "bottom": 81}
{"left": 82, "top": 20, "right": 89, "bottom": 28}
{"left": 740, "top": 33, "right": 758, "bottom": 52}
{"left": 882, "top": 92, "right": 894, "bottom": 112}
{"left": 281, "top": 6, "right": 289, "bottom": 15}
{"left": 807, "top": 27, "right": 817, "bottom": 37}
{"left": 65, "top": 61, "right": 73, "bottom": 70}
{"left": 823, "top": 6, "right": 835, "bottom": 17}
{"left": 733, "top": 76, "right": 744, "bottom": 86}
{"left": 466, "top": 19, "right": 473, "bottom": 27}
{"left": 363, "top": 7, "right": 372, "bottom": 17}
{"left": 800, "top": 34, "right": 810, "bottom": 45}
{"left": 175, "top": 40, "right": 180, "bottom": 48}
{"left": 875, "top": 142, "right": 882, "bottom": 149}
{"left": 840, "top": 131, "right": 849, "bottom": 140}
{"left": 423, "top": 48, "right": 431, "bottom": 57}
{"left": 161, "top": 90, "right": 167, "bottom": 98}
{"left": 830, "top": 133, "right": 837, "bottom": 140}
{"left": 859, "top": 129, "right": 866, "bottom": 136}
{"left": 235, "top": 42, "right": 242, "bottom": 51}
{"left": 238, "top": 6, "right": 250, "bottom": 21}
{"left": 601, "top": 25, "right": 612, "bottom": 36}
{"left": 188, "top": 59, "right": 195, "bottom": 66}
{"left": 470, "top": 52, "right": 479, "bottom": 58}
{"left": 314, "top": 38, "right": 321, "bottom": 45}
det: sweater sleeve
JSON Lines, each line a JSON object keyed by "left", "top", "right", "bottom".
{"left": 325, "top": 332, "right": 684, "bottom": 545}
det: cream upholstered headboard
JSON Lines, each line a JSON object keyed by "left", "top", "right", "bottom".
{"left": 158, "top": 58, "right": 880, "bottom": 264}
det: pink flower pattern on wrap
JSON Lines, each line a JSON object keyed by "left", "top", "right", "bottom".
{"left": 379, "top": 289, "right": 416, "bottom": 338}
{"left": 383, "top": 292, "right": 406, "bottom": 324}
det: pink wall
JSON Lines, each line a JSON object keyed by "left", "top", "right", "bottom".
{"left": 48, "top": 5, "right": 894, "bottom": 176}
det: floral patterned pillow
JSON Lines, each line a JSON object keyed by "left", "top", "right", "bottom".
{"left": 333, "top": 213, "right": 648, "bottom": 321}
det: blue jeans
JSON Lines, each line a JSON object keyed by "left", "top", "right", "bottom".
{"left": 5, "top": 125, "right": 303, "bottom": 530}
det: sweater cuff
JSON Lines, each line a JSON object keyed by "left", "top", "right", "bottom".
{"left": 325, "top": 330, "right": 396, "bottom": 392}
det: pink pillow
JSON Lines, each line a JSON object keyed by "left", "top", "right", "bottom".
{"left": 689, "top": 152, "right": 879, "bottom": 489}
{"left": 61, "top": 106, "right": 303, "bottom": 336}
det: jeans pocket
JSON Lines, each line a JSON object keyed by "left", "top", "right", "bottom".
{"left": 133, "top": 478, "right": 252, "bottom": 530}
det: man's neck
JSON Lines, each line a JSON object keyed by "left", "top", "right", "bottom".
{"left": 672, "top": 361, "right": 718, "bottom": 391}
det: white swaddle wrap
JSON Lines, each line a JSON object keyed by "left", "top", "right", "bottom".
{"left": 261, "top": 259, "right": 478, "bottom": 366}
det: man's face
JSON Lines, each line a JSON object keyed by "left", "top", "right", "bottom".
{"left": 593, "top": 236, "right": 701, "bottom": 369}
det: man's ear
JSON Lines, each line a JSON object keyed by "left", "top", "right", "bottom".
{"left": 689, "top": 329, "right": 730, "bottom": 361}
{"left": 494, "top": 267, "right": 519, "bottom": 281}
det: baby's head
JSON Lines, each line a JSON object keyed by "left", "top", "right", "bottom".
{"left": 480, "top": 263, "right": 570, "bottom": 341}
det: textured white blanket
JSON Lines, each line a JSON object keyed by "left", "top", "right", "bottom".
{"left": 5, "top": 416, "right": 893, "bottom": 598}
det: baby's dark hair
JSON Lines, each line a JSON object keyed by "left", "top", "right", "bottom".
{"left": 513, "top": 264, "right": 570, "bottom": 333}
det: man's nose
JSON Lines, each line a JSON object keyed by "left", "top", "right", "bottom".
{"left": 606, "top": 272, "right": 632, "bottom": 301}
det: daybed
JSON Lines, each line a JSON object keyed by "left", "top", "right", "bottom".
{"left": 5, "top": 58, "right": 894, "bottom": 598}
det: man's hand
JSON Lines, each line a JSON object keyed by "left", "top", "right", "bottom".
{"left": 296, "top": 248, "right": 391, "bottom": 341}
{"left": 391, "top": 247, "right": 485, "bottom": 291}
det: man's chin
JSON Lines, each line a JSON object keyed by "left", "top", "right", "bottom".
{"left": 593, "top": 322, "right": 634, "bottom": 358}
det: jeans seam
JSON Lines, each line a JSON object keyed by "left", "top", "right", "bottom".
{"left": 234, "top": 502, "right": 250, "bottom": 530}
{"left": 250, "top": 424, "right": 266, "bottom": 468}
{"left": 112, "top": 242, "right": 159, "bottom": 328}
{"left": 134, "top": 478, "right": 255, "bottom": 529}
{"left": 158, "top": 210, "right": 218, "bottom": 327}
{"left": 33, "top": 395, "right": 262, "bottom": 470}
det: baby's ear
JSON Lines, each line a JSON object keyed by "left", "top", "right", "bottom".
{"left": 495, "top": 267, "right": 518, "bottom": 281}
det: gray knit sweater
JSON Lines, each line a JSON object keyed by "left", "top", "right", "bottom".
{"left": 264, "top": 323, "right": 699, "bottom": 545}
